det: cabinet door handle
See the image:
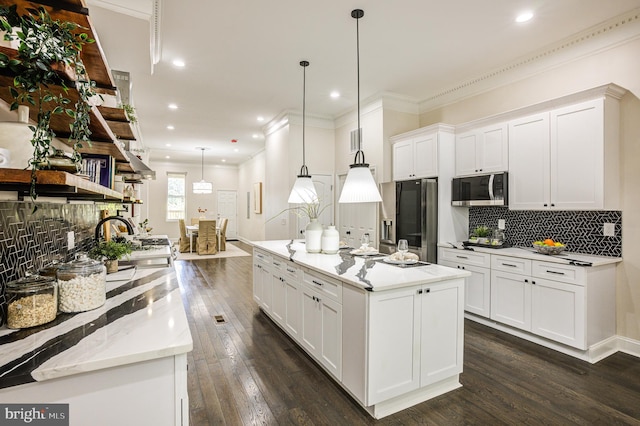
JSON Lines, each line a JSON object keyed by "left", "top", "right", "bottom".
{"left": 417, "top": 289, "right": 423, "bottom": 294}
{"left": 543, "top": 203, "right": 548, "bottom": 207}
{"left": 273, "top": 262, "right": 280, "bottom": 266}
{"left": 312, "top": 280, "right": 323, "bottom": 287}
{"left": 524, "top": 279, "right": 528, "bottom": 283}
{"left": 456, "top": 255, "right": 468, "bottom": 259}
{"left": 532, "top": 281, "right": 536, "bottom": 285}
{"left": 546, "top": 270, "right": 565, "bottom": 275}
{"left": 502, "top": 263, "right": 517, "bottom": 268}
{"left": 312, "top": 296, "right": 316, "bottom": 302}
{"left": 256, "top": 265, "right": 262, "bottom": 269}
{"left": 287, "top": 268, "right": 296, "bottom": 273}
{"left": 425, "top": 288, "right": 431, "bottom": 293}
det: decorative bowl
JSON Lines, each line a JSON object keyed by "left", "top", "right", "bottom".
{"left": 532, "top": 243, "right": 565, "bottom": 255}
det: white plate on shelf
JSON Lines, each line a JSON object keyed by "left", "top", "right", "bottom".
{"left": 383, "top": 257, "right": 419, "bottom": 265}
{"left": 350, "top": 249, "right": 380, "bottom": 256}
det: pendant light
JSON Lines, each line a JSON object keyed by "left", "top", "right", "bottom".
{"left": 338, "top": 9, "right": 382, "bottom": 204}
{"left": 193, "top": 147, "right": 213, "bottom": 194}
{"left": 288, "top": 60, "right": 319, "bottom": 204}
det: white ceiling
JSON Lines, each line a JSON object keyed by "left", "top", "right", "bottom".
{"left": 86, "top": 0, "right": 640, "bottom": 165}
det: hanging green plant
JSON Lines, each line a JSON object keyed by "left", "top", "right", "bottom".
{"left": 0, "top": 5, "right": 97, "bottom": 202}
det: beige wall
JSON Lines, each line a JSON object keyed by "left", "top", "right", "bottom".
{"left": 419, "top": 38, "right": 640, "bottom": 341}
{"left": 382, "top": 108, "right": 420, "bottom": 183}
{"left": 238, "top": 150, "right": 266, "bottom": 242}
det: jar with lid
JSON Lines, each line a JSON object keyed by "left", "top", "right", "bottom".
{"left": 56, "top": 253, "right": 107, "bottom": 313}
{"left": 6, "top": 274, "right": 58, "bottom": 329}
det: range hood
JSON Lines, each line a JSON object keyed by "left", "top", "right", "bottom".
{"left": 126, "top": 151, "right": 156, "bottom": 180}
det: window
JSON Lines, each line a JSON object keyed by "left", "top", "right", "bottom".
{"left": 167, "top": 172, "right": 186, "bottom": 221}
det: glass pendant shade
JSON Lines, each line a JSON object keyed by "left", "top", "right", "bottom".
{"left": 193, "top": 147, "right": 212, "bottom": 194}
{"left": 193, "top": 180, "right": 212, "bottom": 194}
{"left": 338, "top": 9, "right": 382, "bottom": 204}
{"left": 339, "top": 164, "right": 382, "bottom": 203}
{"left": 288, "top": 174, "right": 318, "bottom": 204}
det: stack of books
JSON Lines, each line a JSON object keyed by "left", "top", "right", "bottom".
{"left": 80, "top": 154, "right": 115, "bottom": 189}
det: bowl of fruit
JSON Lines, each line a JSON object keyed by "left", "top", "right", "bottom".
{"left": 533, "top": 239, "right": 565, "bottom": 255}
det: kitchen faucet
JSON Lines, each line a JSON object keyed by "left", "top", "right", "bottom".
{"left": 95, "top": 216, "right": 134, "bottom": 240}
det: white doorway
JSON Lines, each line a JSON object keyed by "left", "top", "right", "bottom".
{"left": 295, "top": 174, "right": 334, "bottom": 237}
{"left": 217, "top": 190, "right": 238, "bottom": 240}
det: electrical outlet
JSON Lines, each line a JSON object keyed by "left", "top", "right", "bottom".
{"left": 603, "top": 223, "right": 615, "bottom": 237}
{"left": 67, "top": 231, "right": 75, "bottom": 249}
{"left": 498, "top": 219, "right": 506, "bottom": 230}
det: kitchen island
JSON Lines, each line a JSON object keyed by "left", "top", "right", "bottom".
{"left": 0, "top": 266, "right": 192, "bottom": 426}
{"left": 251, "top": 240, "right": 471, "bottom": 419}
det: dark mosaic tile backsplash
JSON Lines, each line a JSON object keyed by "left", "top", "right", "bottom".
{"left": 469, "top": 207, "right": 622, "bottom": 257}
{"left": 0, "top": 202, "right": 116, "bottom": 326}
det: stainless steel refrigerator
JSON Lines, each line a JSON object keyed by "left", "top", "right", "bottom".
{"left": 395, "top": 178, "right": 438, "bottom": 263}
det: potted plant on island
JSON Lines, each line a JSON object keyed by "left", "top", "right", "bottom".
{"left": 0, "top": 5, "right": 98, "bottom": 202}
{"left": 89, "top": 239, "right": 133, "bottom": 273}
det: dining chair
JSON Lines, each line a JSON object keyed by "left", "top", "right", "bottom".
{"left": 197, "top": 220, "right": 217, "bottom": 255}
{"left": 178, "top": 219, "right": 192, "bottom": 253}
{"left": 218, "top": 218, "right": 228, "bottom": 251}
{"left": 191, "top": 218, "right": 200, "bottom": 226}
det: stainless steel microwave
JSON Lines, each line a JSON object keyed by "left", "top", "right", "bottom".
{"left": 451, "top": 172, "right": 508, "bottom": 207}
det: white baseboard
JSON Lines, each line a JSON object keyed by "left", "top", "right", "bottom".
{"left": 617, "top": 336, "right": 640, "bottom": 358}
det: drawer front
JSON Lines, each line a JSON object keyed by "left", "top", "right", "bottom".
{"left": 532, "top": 261, "right": 584, "bottom": 285}
{"left": 304, "top": 271, "right": 342, "bottom": 303}
{"left": 438, "top": 248, "right": 491, "bottom": 268}
{"left": 491, "top": 255, "right": 532, "bottom": 275}
{"left": 254, "top": 249, "right": 272, "bottom": 265}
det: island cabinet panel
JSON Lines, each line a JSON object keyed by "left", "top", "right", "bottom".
{"left": 252, "top": 250, "right": 272, "bottom": 306}
{"left": 367, "top": 279, "right": 464, "bottom": 405}
{"left": 284, "top": 277, "right": 302, "bottom": 341}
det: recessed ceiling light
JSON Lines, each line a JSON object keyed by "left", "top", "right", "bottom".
{"left": 515, "top": 11, "right": 533, "bottom": 23}
{"left": 165, "top": 143, "right": 172, "bottom": 147}
{"left": 252, "top": 134, "right": 259, "bottom": 139}
{"left": 165, "top": 155, "right": 170, "bottom": 159}
{"left": 166, "top": 125, "right": 175, "bottom": 130}
{"left": 168, "top": 103, "right": 178, "bottom": 110}
{"left": 257, "top": 116, "right": 264, "bottom": 122}
{"left": 234, "top": 148, "right": 239, "bottom": 152}
{"left": 330, "top": 91, "right": 340, "bottom": 99}
{"left": 222, "top": 159, "right": 226, "bottom": 162}
{"left": 172, "top": 59, "right": 185, "bottom": 67}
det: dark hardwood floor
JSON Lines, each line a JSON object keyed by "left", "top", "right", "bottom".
{"left": 176, "top": 241, "right": 640, "bottom": 425}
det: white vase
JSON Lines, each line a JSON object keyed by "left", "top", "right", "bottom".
{"left": 321, "top": 225, "right": 340, "bottom": 254}
{"left": 305, "top": 219, "right": 323, "bottom": 253}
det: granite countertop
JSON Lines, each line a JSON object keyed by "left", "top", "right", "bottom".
{"left": 437, "top": 242, "right": 622, "bottom": 267}
{"left": 251, "top": 240, "right": 470, "bottom": 292}
{"left": 0, "top": 266, "right": 193, "bottom": 389}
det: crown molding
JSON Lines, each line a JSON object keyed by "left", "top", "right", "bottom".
{"left": 87, "top": 0, "right": 152, "bottom": 20}
{"left": 418, "top": 7, "right": 640, "bottom": 114}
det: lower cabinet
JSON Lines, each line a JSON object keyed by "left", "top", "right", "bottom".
{"left": 252, "top": 251, "right": 272, "bottom": 307}
{"left": 367, "top": 279, "right": 464, "bottom": 404}
{"left": 438, "top": 248, "right": 491, "bottom": 318}
{"left": 300, "top": 283, "right": 343, "bottom": 379}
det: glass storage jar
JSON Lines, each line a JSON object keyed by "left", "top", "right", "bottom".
{"left": 6, "top": 274, "right": 58, "bottom": 329}
{"left": 56, "top": 253, "right": 107, "bottom": 313}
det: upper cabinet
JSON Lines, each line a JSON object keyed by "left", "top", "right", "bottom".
{"left": 509, "top": 94, "right": 621, "bottom": 211}
{"left": 455, "top": 123, "right": 508, "bottom": 176}
{"left": 391, "top": 128, "right": 440, "bottom": 181}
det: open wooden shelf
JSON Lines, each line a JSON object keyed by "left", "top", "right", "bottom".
{"left": 97, "top": 106, "right": 137, "bottom": 141}
{"left": 0, "top": 168, "right": 123, "bottom": 201}
{"left": 0, "top": 0, "right": 116, "bottom": 93}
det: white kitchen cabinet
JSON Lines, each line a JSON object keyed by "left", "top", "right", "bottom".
{"left": 455, "top": 122, "right": 508, "bottom": 176}
{"left": 252, "top": 250, "right": 272, "bottom": 307}
{"left": 367, "top": 279, "right": 463, "bottom": 404}
{"left": 392, "top": 131, "right": 438, "bottom": 181}
{"left": 485, "top": 253, "right": 615, "bottom": 353}
{"left": 509, "top": 95, "right": 621, "bottom": 210}
{"left": 300, "top": 281, "right": 343, "bottom": 380}
{"left": 438, "top": 247, "right": 491, "bottom": 318}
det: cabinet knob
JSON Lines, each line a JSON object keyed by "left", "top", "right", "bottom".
{"left": 551, "top": 204, "right": 555, "bottom": 207}
{"left": 532, "top": 281, "right": 536, "bottom": 285}
{"left": 543, "top": 203, "right": 548, "bottom": 207}
{"left": 418, "top": 289, "right": 423, "bottom": 294}
{"left": 425, "top": 288, "right": 431, "bottom": 293}
{"left": 524, "top": 279, "right": 528, "bottom": 283}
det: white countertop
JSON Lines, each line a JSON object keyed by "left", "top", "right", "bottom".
{"left": 251, "top": 240, "right": 470, "bottom": 291}
{"left": 437, "top": 242, "right": 622, "bottom": 267}
{"left": 0, "top": 266, "right": 192, "bottom": 388}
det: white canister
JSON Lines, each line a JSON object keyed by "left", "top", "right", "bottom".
{"left": 321, "top": 225, "right": 340, "bottom": 254}
{"left": 305, "top": 219, "right": 323, "bottom": 253}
